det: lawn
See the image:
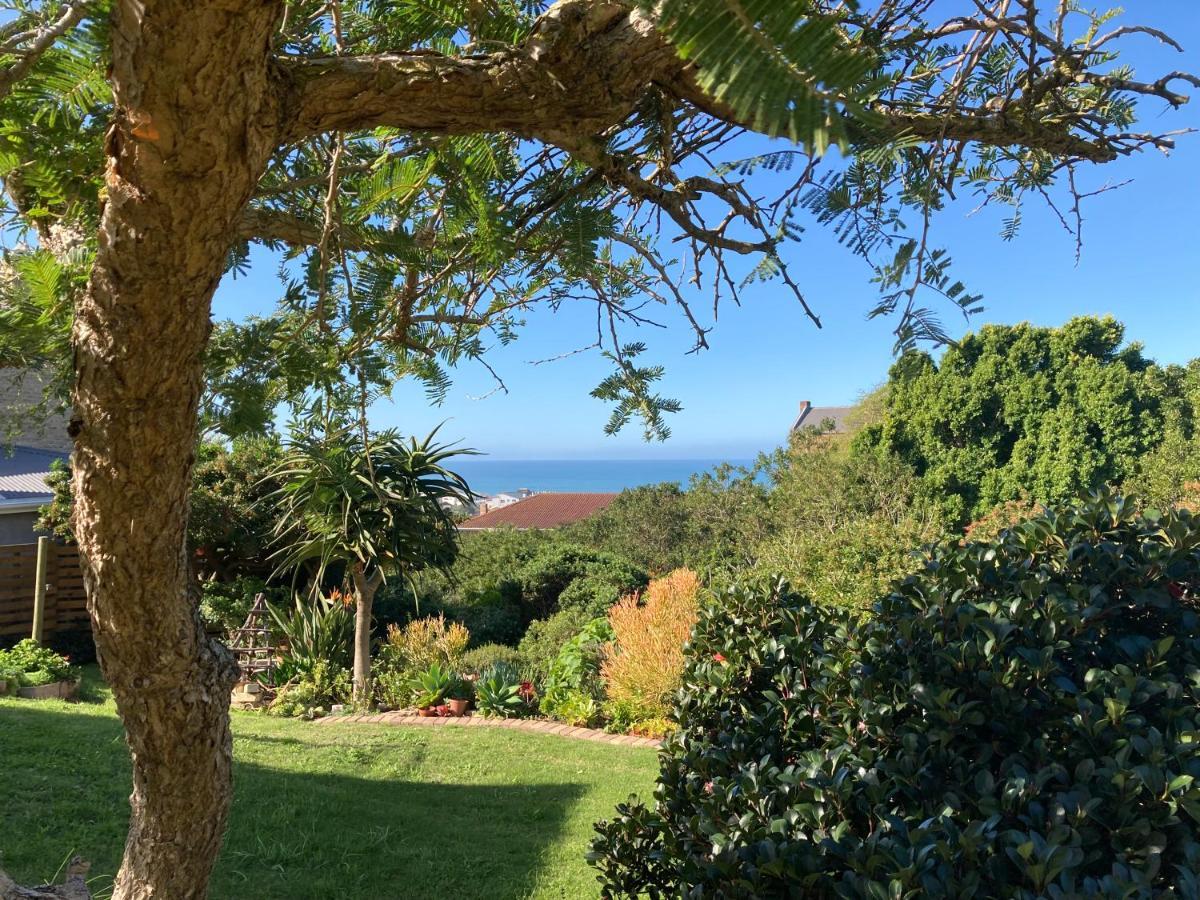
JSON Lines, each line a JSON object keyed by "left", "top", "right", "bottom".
{"left": 0, "top": 669, "right": 659, "bottom": 899}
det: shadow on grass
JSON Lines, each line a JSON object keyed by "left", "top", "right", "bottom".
{"left": 1, "top": 703, "right": 591, "bottom": 900}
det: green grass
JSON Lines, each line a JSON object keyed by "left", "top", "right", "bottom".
{"left": 0, "top": 668, "right": 659, "bottom": 899}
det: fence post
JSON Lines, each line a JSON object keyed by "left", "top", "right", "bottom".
{"left": 31, "top": 535, "right": 50, "bottom": 643}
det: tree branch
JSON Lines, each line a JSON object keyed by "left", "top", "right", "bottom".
{"left": 0, "top": 1, "right": 91, "bottom": 102}
{"left": 277, "top": 1, "right": 683, "bottom": 146}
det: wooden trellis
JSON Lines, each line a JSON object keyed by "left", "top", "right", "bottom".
{"left": 228, "top": 592, "right": 276, "bottom": 687}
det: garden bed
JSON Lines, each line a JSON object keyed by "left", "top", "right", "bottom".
{"left": 16, "top": 677, "right": 80, "bottom": 700}
{"left": 317, "top": 708, "right": 663, "bottom": 748}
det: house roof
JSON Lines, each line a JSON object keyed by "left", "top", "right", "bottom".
{"left": 791, "top": 401, "right": 854, "bottom": 434}
{"left": 460, "top": 492, "right": 618, "bottom": 530}
{"left": 0, "top": 445, "right": 67, "bottom": 512}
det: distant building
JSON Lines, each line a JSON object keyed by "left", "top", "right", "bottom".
{"left": 0, "top": 369, "right": 71, "bottom": 544}
{"left": 438, "top": 495, "right": 479, "bottom": 517}
{"left": 460, "top": 492, "right": 618, "bottom": 531}
{"left": 791, "top": 400, "right": 853, "bottom": 435}
{"left": 0, "top": 446, "right": 66, "bottom": 543}
{"left": 476, "top": 488, "right": 534, "bottom": 514}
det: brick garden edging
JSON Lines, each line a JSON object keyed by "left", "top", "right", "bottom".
{"left": 315, "top": 710, "right": 663, "bottom": 749}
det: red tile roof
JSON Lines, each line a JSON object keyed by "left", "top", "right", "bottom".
{"left": 460, "top": 492, "right": 618, "bottom": 530}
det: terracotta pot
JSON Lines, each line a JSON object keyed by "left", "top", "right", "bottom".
{"left": 417, "top": 706, "right": 438, "bottom": 717}
{"left": 446, "top": 698, "right": 469, "bottom": 717}
{"left": 17, "top": 678, "right": 80, "bottom": 700}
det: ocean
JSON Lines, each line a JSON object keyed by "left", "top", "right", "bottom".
{"left": 450, "top": 458, "right": 754, "bottom": 496}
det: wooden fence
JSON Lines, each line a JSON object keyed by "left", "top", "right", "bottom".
{"left": 0, "top": 542, "right": 89, "bottom": 639}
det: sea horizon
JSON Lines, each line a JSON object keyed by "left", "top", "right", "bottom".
{"left": 451, "top": 457, "right": 757, "bottom": 496}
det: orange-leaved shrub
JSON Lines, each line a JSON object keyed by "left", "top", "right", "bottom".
{"left": 380, "top": 614, "right": 469, "bottom": 674}
{"left": 601, "top": 568, "right": 699, "bottom": 725}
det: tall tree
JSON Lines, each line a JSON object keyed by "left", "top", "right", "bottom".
{"left": 856, "top": 316, "right": 1191, "bottom": 522}
{"left": 0, "top": 1, "right": 1193, "bottom": 896}
{"left": 269, "top": 425, "right": 471, "bottom": 702}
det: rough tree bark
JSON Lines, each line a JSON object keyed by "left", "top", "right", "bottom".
{"left": 69, "top": 2, "right": 284, "bottom": 897}
{"left": 348, "top": 563, "right": 383, "bottom": 703}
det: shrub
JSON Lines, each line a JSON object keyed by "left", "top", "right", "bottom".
{"left": 516, "top": 607, "right": 592, "bottom": 682}
{"left": 963, "top": 498, "right": 1043, "bottom": 542}
{"left": 200, "top": 576, "right": 286, "bottom": 635}
{"left": 376, "top": 614, "right": 469, "bottom": 676}
{"left": 0, "top": 639, "right": 77, "bottom": 687}
{"left": 436, "top": 586, "right": 525, "bottom": 647}
{"left": 514, "top": 544, "right": 647, "bottom": 619}
{"left": 268, "top": 660, "right": 350, "bottom": 719}
{"left": 460, "top": 643, "right": 526, "bottom": 679}
{"left": 591, "top": 494, "right": 1200, "bottom": 896}
{"left": 601, "top": 569, "right": 698, "bottom": 725}
{"left": 540, "top": 617, "right": 612, "bottom": 726}
{"left": 269, "top": 590, "right": 354, "bottom": 681}
{"left": 753, "top": 510, "right": 938, "bottom": 610}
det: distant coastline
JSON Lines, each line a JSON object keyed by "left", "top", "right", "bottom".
{"left": 452, "top": 458, "right": 755, "bottom": 496}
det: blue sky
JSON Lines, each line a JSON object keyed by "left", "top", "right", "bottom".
{"left": 213, "top": 4, "right": 1200, "bottom": 461}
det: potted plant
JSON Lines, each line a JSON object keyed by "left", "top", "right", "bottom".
{"left": 445, "top": 675, "right": 473, "bottom": 717}
{"left": 410, "top": 661, "right": 452, "bottom": 716}
{"left": 0, "top": 640, "right": 80, "bottom": 699}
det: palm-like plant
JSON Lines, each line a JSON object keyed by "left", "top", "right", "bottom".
{"left": 269, "top": 424, "right": 474, "bottom": 702}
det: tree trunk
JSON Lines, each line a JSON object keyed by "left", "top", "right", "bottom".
{"left": 349, "top": 564, "right": 382, "bottom": 704}
{"left": 69, "top": 3, "right": 283, "bottom": 897}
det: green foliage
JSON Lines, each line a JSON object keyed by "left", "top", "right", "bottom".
{"left": 39, "top": 437, "right": 288, "bottom": 585}
{"left": 269, "top": 593, "right": 354, "bottom": 681}
{"left": 430, "top": 585, "right": 525, "bottom": 648}
{"left": 1126, "top": 359, "right": 1200, "bottom": 509}
{"left": 590, "top": 343, "right": 682, "bottom": 442}
{"left": 475, "top": 670, "right": 526, "bottom": 719}
{"left": 459, "top": 643, "right": 526, "bottom": 680}
{"left": 409, "top": 661, "right": 454, "bottom": 709}
{"left": 754, "top": 432, "right": 944, "bottom": 608}
{"left": 34, "top": 457, "right": 72, "bottom": 541}
{"left": 268, "top": 660, "right": 351, "bottom": 719}
{"left": 0, "top": 639, "right": 77, "bottom": 687}
{"left": 199, "top": 577, "right": 286, "bottom": 637}
{"left": 270, "top": 424, "right": 473, "bottom": 588}
{"left": 516, "top": 607, "right": 592, "bottom": 683}
{"left": 564, "top": 483, "right": 693, "bottom": 573}
{"left": 515, "top": 544, "right": 647, "bottom": 620}
{"left": 189, "top": 437, "right": 286, "bottom": 581}
{"left": 591, "top": 494, "right": 1200, "bottom": 896}
{"left": 566, "top": 469, "right": 773, "bottom": 576}
{"left": 648, "top": 0, "right": 878, "bottom": 152}
{"left": 376, "top": 614, "right": 469, "bottom": 678}
{"left": 540, "top": 617, "right": 612, "bottom": 726}
{"left": 856, "top": 317, "right": 1184, "bottom": 523}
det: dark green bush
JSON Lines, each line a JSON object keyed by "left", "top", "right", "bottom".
{"left": 200, "top": 576, "right": 286, "bottom": 635}
{"left": 517, "top": 607, "right": 593, "bottom": 682}
{"left": 591, "top": 494, "right": 1200, "bottom": 897}
{"left": 460, "top": 643, "right": 526, "bottom": 678}
{"left": 436, "top": 586, "right": 525, "bottom": 647}
{"left": 515, "top": 544, "right": 647, "bottom": 620}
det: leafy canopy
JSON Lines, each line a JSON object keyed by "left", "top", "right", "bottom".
{"left": 855, "top": 316, "right": 1197, "bottom": 523}
{"left": 0, "top": 1, "right": 1193, "bottom": 438}
{"left": 269, "top": 424, "right": 474, "bottom": 584}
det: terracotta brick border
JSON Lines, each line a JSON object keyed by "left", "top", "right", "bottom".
{"left": 314, "top": 709, "right": 663, "bottom": 749}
